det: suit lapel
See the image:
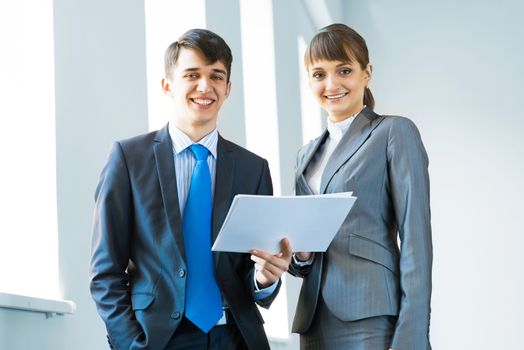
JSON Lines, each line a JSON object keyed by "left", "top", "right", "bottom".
{"left": 296, "top": 130, "right": 329, "bottom": 195}
{"left": 319, "top": 107, "right": 384, "bottom": 194}
{"left": 212, "top": 135, "right": 235, "bottom": 266}
{"left": 153, "top": 125, "right": 186, "bottom": 261}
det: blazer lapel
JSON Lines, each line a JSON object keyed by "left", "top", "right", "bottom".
{"left": 153, "top": 125, "right": 186, "bottom": 261}
{"left": 212, "top": 135, "right": 235, "bottom": 265}
{"left": 296, "top": 130, "right": 329, "bottom": 195}
{"left": 319, "top": 107, "right": 384, "bottom": 194}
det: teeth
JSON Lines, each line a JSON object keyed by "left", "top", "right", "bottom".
{"left": 326, "top": 93, "right": 346, "bottom": 99}
{"left": 193, "top": 98, "right": 213, "bottom": 105}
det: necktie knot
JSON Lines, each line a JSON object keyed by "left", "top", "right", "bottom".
{"left": 189, "top": 144, "right": 209, "bottom": 161}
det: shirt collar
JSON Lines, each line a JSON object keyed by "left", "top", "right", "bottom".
{"left": 168, "top": 122, "right": 218, "bottom": 159}
{"left": 326, "top": 105, "right": 366, "bottom": 140}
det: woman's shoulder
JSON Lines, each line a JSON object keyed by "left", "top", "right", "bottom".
{"left": 372, "top": 113, "right": 421, "bottom": 136}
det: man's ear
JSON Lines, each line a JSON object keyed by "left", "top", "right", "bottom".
{"left": 225, "top": 80, "right": 232, "bottom": 98}
{"left": 161, "top": 78, "right": 172, "bottom": 96}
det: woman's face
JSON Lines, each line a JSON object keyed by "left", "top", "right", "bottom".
{"left": 308, "top": 58, "right": 371, "bottom": 122}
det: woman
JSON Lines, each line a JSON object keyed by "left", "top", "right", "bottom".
{"left": 289, "top": 23, "right": 432, "bottom": 350}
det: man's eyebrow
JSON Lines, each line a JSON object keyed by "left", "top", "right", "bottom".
{"left": 183, "top": 67, "right": 199, "bottom": 72}
{"left": 182, "top": 67, "right": 227, "bottom": 75}
{"left": 212, "top": 68, "right": 227, "bottom": 75}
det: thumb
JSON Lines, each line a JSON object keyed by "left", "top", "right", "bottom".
{"left": 280, "top": 237, "right": 292, "bottom": 257}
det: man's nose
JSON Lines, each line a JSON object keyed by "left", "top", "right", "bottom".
{"left": 196, "top": 77, "right": 211, "bottom": 93}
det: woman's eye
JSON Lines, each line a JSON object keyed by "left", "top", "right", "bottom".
{"left": 312, "top": 72, "right": 325, "bottom": 79}
{"left": 339, "top": 68, "right": 352, "bottom": 75}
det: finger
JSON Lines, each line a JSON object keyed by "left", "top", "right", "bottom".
{"left": 280, "top": 237, "right": 292, "bottom": 257}
{"left": 256, "top": 269, "right": 277, "bottom": 288}
{"left": 250, "top": 248, "right": 276, "bottom": 261}
{"left": 252, "top": 255, "right": 288, "bottom": 276}
{"left": 251, "top": 253, "right": 289, "bottom": 271}
{"left": 256, "top": 266, "right": 277, "bottom": 280}
{"left": 255, "top": 262, "right": 277, "bottom": 281}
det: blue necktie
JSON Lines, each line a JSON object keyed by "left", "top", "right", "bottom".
{"left": 182, "top": 144, "right": 223, "bottom": 333}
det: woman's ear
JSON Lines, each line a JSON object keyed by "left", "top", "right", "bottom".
{"left": 365, "top": 64, "right": 373, "bottom": 83}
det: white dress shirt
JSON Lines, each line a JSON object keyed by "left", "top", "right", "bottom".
{"left": 168, "top": 122, "right": 218, "bottom": 215}
{"left": 305, "top": 107, "right": 364, "bottom": 194}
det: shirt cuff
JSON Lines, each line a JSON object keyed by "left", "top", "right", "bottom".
{"left": 253, "top": 271, "right": 279, "bottom": 300}
{"left": 292, "top": 253, "right": 315, "bottom": 266}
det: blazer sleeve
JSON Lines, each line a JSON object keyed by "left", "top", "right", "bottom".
{"left": 387, "top": 118, "right": 433, "bottom": 349}
{"left": 89, "top": 142, "right": 143, "bottom": 350}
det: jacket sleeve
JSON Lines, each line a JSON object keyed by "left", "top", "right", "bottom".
{"left": 387, "top": 118, "right": 433, "bottom": 350}
{"left": 89, "top": 142, "right": 143, "bottom": 350}
{"left": 288, "top": 254, "right": 316, "bottom": 278}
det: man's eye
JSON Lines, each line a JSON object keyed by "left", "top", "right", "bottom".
{"left": 211, "top": 75, "right": 224, "bottom": 81}
{"left": 185, "top": 73, "right": 199, "bottom": 79}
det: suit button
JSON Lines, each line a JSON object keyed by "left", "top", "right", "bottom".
{"left": 178, "top": 268, "right": 185, "bottom": 278}
{"left": 171, "top": 311, "right": 181, "bottom": 319}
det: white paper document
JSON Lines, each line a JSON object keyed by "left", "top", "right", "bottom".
{"left": 212, "top": 192, "right": 357, "bottom": 254}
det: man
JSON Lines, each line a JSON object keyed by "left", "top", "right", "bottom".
{"left": 90, "top": 28, "right": 291, "bottom": 350}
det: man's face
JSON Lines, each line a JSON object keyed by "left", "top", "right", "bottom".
{"left": 163, "top": 48, "right": 231, "bottom": 133}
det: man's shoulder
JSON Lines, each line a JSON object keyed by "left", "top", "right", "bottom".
{"left": 118, "top": 127, "right": 165, "bottom": 147}
{"left": 218, "top": 135, "right": 267, "bottom": 164}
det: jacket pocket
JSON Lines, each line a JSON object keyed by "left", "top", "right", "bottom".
{"left": 131, "top": 293, "right": 155, "bottom": 311}
{"left": 348, "top": 234, "right": 399, "bottom": 276}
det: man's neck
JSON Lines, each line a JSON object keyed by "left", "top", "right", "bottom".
{"left": 172, "top": 121, "right": 216, "bottom": 142}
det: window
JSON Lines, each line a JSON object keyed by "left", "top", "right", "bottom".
{"left": 0, "top": 0, "right": 59, "bottom": 300}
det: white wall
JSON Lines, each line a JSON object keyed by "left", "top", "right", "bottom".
{"left": 344, "top": 1, "right": 524, "bottom": 349}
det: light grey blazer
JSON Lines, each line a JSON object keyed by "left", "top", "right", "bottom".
{"left": 290, "top": 107, "right": 432, "bottom": 349}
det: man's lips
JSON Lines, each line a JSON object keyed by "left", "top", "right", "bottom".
{"left": 191, "top": 97, "right": 214, "bottom": 106}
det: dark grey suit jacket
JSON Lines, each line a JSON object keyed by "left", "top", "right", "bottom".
{"left": 90, "top": 125, "right": 279, "bottom": 350}
{"left": 290, "top": 108, "right": 432, "bottom": 349}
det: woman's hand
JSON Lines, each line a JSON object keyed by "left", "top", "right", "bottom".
{"left": 294, "top": 252, "right": 313, "bottom": 261}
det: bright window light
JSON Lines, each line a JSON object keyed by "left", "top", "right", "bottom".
{"left": 240, "top": 0, "right": 288, "bottom": 339}
{"left": 0, "top": 0, "right": 58, "bottom": 299}
{"left": 239, "top": 0, "right": 282, "bottom": 195}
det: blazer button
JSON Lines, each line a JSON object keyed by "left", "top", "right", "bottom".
{"left": 171, "top": 311, "right": 181, "bottom": 319}
{"left": 178, "top": 268, "right": 186, "bottom": 278}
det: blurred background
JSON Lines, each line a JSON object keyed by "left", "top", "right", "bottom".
{"left": 1, "top": 0, "right": 523, "bottom": 349}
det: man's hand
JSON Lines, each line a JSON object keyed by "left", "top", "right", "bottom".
{"left": 250, "top": 238, "right": 292, "bottom": 289}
